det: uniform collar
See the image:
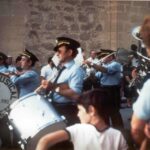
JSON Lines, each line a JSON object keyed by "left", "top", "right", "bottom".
{"left": 63, "top": 60, "right": 75, "bottom": 69}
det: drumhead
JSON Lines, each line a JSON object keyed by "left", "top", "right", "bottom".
{"left": 8, "top": 92, "right": 66, "bottom": 150}
{"left": 0, "top": 73, "right": 18, "bottom": 118}
{"left": 9, "top": 92, "right": 66, "bottom": 139}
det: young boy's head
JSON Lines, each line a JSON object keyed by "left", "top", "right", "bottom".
{"left": 76, "top": 89, "right": 110, "bottom": 124}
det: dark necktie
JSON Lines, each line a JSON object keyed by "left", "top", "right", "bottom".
{"left": 49, "top": 66, "right": 66, "bottom": 100}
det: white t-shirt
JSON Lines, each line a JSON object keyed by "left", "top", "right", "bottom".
{"left": 86, "top": 57, "right": 100, "bottom": 76}
{"left": 40, "top": 64, "right": 53, "bottom": 80}
{"left": 66, "top": 124, "right": 128, "bottom": 150}
{"left": 87, "top": 57, "right": 100, "bottom": 65}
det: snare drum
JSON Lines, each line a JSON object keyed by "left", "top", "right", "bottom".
{"left": 8, "top": 92, "right": 66, "bottom": 150}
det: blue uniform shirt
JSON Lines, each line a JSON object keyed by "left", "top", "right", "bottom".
{"left": 53, "top": 60, "right": 86, "bottom": 103}
{"left": 133, "top": 79, "right": 150, "bottom": 120}
{"left": 10, "top": 70, "right": 40, "bottom": 98}
{"left": 0, "top": 65, "right": 9, "bottom": 73}
{"left": 96, "top": 61, "right": 122, "bottom": 86}
{"left": 7, "top": 65, "right": 17, "bottom": 73}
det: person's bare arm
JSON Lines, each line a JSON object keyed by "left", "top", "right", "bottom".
{"left": 57, "top": 87, "right": 80, "bottom": 100}
{"left": 36, "top": 130, "right": 69, "bottom": 150}
{"left": 140, "top": 124, "right": 150, "bottom": 150}
{"left": 35, "top": 80, "right": 79, "bottom": 100}
{"left": 131, "top": 113, "right": 146, "bottom": 145}
{"left": 144, "top": 123, "right": 150, "bottom": 139}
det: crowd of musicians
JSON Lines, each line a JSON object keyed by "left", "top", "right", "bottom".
{"left": 0, "top": 15, "right": 150, "bottom": 150}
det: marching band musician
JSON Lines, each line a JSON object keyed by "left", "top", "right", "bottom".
{"left": 9, "top": 49, "right": 40, "bottom": 98}
{"left": 38, "top": 37, "right": 85, "bottom": 125}
{"left": 86, "top": 50, "right": 100, "bottom": 66}
{"left": 6, "top": 55, "right": 17, "bottom": 73}
{"left": 131, "top": 16, "right": 150, "bottom": 149}
{"left": 84, "top": 50, "right": 124, "bottom": 129}
{"left": 15, "top": 55, "right": 23, "bottom": 72}
{"left": 0, "top": 52, "right": 9, "bottom": 73}
{"left": 82, "top": 50, "right": 101, "bottom": 91}
{"left": 40, "top": 56, "right": 56, "bottom": 81}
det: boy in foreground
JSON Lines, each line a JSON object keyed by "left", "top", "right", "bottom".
{"left": 36, "top": 89, "right": 128, "bottom": 150}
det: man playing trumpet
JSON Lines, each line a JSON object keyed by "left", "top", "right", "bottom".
{"left": 83, "top": 50, "right": 124, "bottom": 129}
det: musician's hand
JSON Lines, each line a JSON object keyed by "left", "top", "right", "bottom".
{"left": 41, "top": 80, "right": 55, "bottom": 91}
{"left": 35, "top": 80, "right": 55, "bottom": 94}
{"left": 131, "top": 68, "right": 138, "bottom": 79}
{"left": 2, "top": 72, "right": 10, "bottom": 77}
{"left": 9, "top": 72, "right": 16, "bottom": 76}
{"left": 15, "top": 70, "right": 24, "bottom": 76}
{"left": 3, "top": 72, "right": 16, "bottom": 77}
{"left": 144, "top": 123, "right": 150, "bottom": 139}
{"left": 7, "top": 71, "right": 24, "bottom": 77}
{"left": 83, "top": 60, "right": 92, "bottom": 67}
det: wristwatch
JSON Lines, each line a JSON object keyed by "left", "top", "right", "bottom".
{"left": 55, "top": 86, "right": 60, "bottom": 93}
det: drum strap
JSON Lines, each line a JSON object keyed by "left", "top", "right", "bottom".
{"left": 49, "top": 66, "right": 66, "bottom": 100}
{"left": 53, "top": 66, "right": 66, "bottom": 83}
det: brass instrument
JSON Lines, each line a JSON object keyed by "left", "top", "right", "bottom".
{"left": 132, "top": 26, "right": 142, "bottom": 41}
{"left": 130, "top": 26, "right": 150, "bottom": 92}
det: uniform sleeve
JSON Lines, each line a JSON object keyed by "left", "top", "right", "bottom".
{"left": 107, "top": 62, "right": 122, "bottom": 75}
{"left": 69, "top": 68, "right": 85, "bottom": 93}
{"left": 133, "top": 79, "right": 150, "bottom": 120}
{"left": 10, "top": 71, "right": 36, "bottom": 85}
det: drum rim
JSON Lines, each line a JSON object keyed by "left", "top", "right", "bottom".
{"left": 9, "top": 92, "right": 37, "bottom": 109}
{"left": 0, "top": 73, "right": 18, "bottom": 118}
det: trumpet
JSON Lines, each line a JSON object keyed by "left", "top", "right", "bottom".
{"left": 83, "top": 51, "right": 116, "bottom": 67}
{"left": 97, "top": 51, "right": 116, "bottom": 63}
{"left": 84, "top": 48, "right": 130, "bottom": 67}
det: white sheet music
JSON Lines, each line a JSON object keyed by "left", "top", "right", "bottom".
{"left": 74, "top": 47, "right": 84, "bottom": 66}
{"left": 52, "top": 54, "right": 60, "bottom": 67}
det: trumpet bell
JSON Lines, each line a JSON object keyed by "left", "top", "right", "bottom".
{"left": 132, "top": 26, "right": 142, "bottom": 41}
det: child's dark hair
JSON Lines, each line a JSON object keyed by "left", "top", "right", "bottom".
{"left": 77, "top": 89, "right": 110, "bottom": 123}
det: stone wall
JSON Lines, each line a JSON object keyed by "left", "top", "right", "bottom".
{"left": 24, "top": 0, "right": 113, "bottom": 63}
{"left": 117, "top": 1, "right": 150, "bottom": 49}
{"left": 0, "top": 0, "right": 28, "bottom": 56}
{"left": 0, "top": 0, "right": 149, "bottom": 65}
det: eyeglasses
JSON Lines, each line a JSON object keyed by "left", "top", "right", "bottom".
{"left": 57, "top": 50, "right": 62, "bottom": 54}
{"left": 57, "top": 49, "right": 68, "bottom": 54}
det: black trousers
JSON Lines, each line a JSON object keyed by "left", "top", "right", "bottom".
{"left": 52, "top": 102, "right": 80, "bottom": 126}
{"left": 100, "top": 85, "right": 124, "bottom": 129}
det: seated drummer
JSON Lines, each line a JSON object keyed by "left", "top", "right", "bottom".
{"left": 39, "top": 37, "right": 86, "bottom": 125}
{"left": 9, "top": 49, "right": 40, "bottom": 98}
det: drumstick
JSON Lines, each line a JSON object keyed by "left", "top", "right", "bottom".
{"left": 35, "top": 69, "right": 58, "bottom": 94}
{"left": 35, "top": 85, "right": 44, "bottom": 94}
